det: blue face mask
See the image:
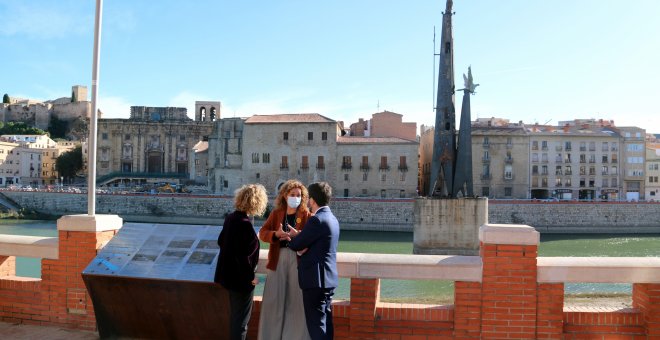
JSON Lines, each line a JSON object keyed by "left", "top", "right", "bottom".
{"left": 287, "top": 196, "right": 301, "bottom": 209}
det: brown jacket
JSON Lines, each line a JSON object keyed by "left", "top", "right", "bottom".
{"left": 258, "top": 208, "right": 311, "bottom": 271}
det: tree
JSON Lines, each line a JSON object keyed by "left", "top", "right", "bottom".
{"left": 71, "top": 90, "right": 76, "bottom": 103}
{"left": 2, "top": 94, "right": 9, "bottom": 104}
{"left": 48, "top": 115, "right": 69, "bottom": 139}
{"left": 0, "top": 121, "right": 47, "bottom": 135}
{"left": 55, "top": 146, "right": 83, "bottom": 182}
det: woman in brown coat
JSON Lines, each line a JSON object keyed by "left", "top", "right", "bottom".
{"left": 257, "top": 180, "right": 312, "bottom": 340}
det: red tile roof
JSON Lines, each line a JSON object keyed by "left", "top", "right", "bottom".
{"left": 245, "top": 113, "right": 335, "bottom": 124}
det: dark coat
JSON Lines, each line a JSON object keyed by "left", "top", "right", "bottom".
{"left": 214, "top": 210, "right": 260, "bottom": 292}
{"left": 287, "top": 206, "right": 339, "bottom": 290}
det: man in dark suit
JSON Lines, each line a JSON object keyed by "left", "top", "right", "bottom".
{"left": 287, "top": 182, "right": 339, "bottom": 340}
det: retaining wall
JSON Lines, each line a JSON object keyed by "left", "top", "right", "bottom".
{"left": 3, "top": 191, "right": 660, "bottom": 232}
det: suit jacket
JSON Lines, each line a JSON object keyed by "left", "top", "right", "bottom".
{"left": 258, "top": 208, "right": 311, "bottom": 271}
{"left": 288, "top": 206, "right": 339, "bottom": 290}
{"left": 214, "top": 210, "right": 260, "bottom": 292}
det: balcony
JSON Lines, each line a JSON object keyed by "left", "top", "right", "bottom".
{"left": 379, "top": 165, "right": 390, "bottom": 171}
{"left": 398, "top": 164, "right": 408, "bottom": 172}
{"left": 300, "top": 164, "right": 309, "bottom": 170}
{"left": 505, "top": 157, "right": 513, "bottom": 164}
{"left": 341, "top": 163, "right": 352, "bottom": 170}
{"left": 316, "top": 164, "right": 325, "bottom": 170}
{"left": 279, "top": 164, "right": 289, "bottom": 170}
{"left": 360, "top": 164, "right": 370, "bottom": 171}
{"left": 480, "top": 174, "right": 492, "bottom": 180}
{"left": 482, "top": 157, "right": 490, "bottom": 163}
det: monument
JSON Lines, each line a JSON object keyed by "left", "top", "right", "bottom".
{"left": 413, "top": 0, "right": 488, "bottom": 255}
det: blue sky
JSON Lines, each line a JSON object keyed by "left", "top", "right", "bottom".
{"left": 2, "top": 0, "right": 659, "bottom": 132}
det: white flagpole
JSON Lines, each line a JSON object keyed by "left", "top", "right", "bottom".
{"left": 88, "top": 0, "right": 103, "bottom": 216}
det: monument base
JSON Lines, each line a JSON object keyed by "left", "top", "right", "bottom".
{"left": 413, "top": 197, "right": 488, "bottom": 255}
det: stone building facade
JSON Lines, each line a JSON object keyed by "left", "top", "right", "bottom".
{"left": 336, "top": 136, "right": 418, "bottom": 198}
{"left": 619, "top": 126, "right": 646, "bottom": 201}
{"left": 207, "top": 113, "right": 419, "bottom": 198}
{"left": 96, "top": 105, "right": 213, "bottom": 184}
{"left": 646, "top": 147, "right": 660, "bottom": 200}
{"left": 418, "top": 118, "right": 648, "bottom": 200}
{"left": 472, "top": 119, "right": 530, "bottom": 199}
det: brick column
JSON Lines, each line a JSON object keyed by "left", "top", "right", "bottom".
{"left": 479, "top": 224, "right": 540, "bottom": 339}
{"left": 0, "top": 256, "right": 16, "bottom": 276}
{"left": 454, "top": 281, "right": 482, "bottom": 339}
{"left": 633, "top": 283, "right": 660, "bottom": 337}
{"left": 536, "top": 283, "right": 563, "bottom": 339}
{"left": 349, "top": 278, "right": 379, "bottom": 339}
{"left": 41, "top": 214, "right": 122, "bottom": 330}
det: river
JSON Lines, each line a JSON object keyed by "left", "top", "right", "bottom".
{"left": 2, "top": 220, "right": 659, "bottom": 303}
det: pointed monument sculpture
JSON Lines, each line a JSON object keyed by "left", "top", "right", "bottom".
{"left": 414, "top": 0, "right": 487, "bottom": 255}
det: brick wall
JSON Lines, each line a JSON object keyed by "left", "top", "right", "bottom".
{"left": 0, "top": 216, "right": 119, "bottom": 330}
{"left": 0, "top": 220, "right": 659, "bottom": 338}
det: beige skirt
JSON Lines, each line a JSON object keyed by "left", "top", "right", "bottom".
{"left": 257, "top": 247, "right": 311, "bottom": 340}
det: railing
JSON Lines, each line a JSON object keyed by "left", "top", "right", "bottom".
{"left": 96, "top": 171, "right": 188, "bottom": 184}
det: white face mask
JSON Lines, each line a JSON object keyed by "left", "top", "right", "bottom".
{"left": 287, "top": 196, "right": 301, "bottom": 209}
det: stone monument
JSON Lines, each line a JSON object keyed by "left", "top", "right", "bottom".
{"left": 414, "top": 0, "right": 487, "bottom": 255}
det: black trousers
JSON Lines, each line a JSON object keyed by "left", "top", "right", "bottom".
{"left": 228, "top": 288, "right": 254, "bottom": 340}
{"left": 302, "top": 287, "right": 335, "bottom": 340}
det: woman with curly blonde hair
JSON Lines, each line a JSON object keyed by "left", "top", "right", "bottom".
{"left": 215, "top": 184, "right": 268, "bottom": 340}
{"left": 257, "top": 179, "right": 312, "bottom": 340}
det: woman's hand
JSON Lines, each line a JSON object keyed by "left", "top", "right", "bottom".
{"left": 275, "top": 224, "right": 291, "bottom": 241}
{"left": 252, "top": 277, "right": 259, "bottom": 286}
{"left": 286, "top": 226, "right": 299, "bottom": 238}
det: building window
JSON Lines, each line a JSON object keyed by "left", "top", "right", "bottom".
{"left": 400, "top": 172, "right": 405, "bottom": 181}
{"left": 252, "top": 153, "right": 260, "bottom": 163}
{"left": 342, "top": 156, "right": 352, "bottom": 169}
{"left": 481, "top": 187, "right": 490, "bottom": 197}
{"left": 344, "top": 174, "right": 349, "bottom": 181}
{"left": 612, "top": 166, "right": 618, "bottom": 175}
{"left": 555, "top": 166, "right": 562, "bottom": 175}
{"left": 541, "top": 141, "right": 548, "bottom": 150}
{"left": 317, "top": 156, "right": 325, "bottom": 169}
{"left": 399, "top": 156, "right": 407, "bottom": 171}
{"left": 322, "top": 132, "right": 327, "bottom": 141}
{"left": 566, "top": 178, "right": 572, "bottom": 186}
{"left": 381, "top": 174, "right": 386, "bottom": 182}
{"left": 256, "top": 173, "right": 260, "bottom": 179}
{"left": 504, "top": 187, "right": 512, "bottom": 197}
{"left": 532, "top": 165, "right": 538, "bottom": 175}
{"left": 589, "top": 142, "right": 596, "bottom": 151}
{"left": 504, "top": 165, "right": 513, "bottom": 179}
{"left": 361, "top": 156, "right": 369, "bottom": 170}
{"left": 102, "top": 133, "right": 108, "bottom": 140}
{"left": 541, "top": 178, "right": 548, "bottom": 187}
{"left": 542, "top": 153, "right": 548, "bottom": 163}
{"left": 344, "top": 189, "right": 349, "bottom": 197}
{"left": 363, "top": 173, "right": 368, "bottom": 181}
{"left": 381, "top": 189, "right": 386, "bottom": 198}
{"left": 262, "top": 153, "right": 270, "bottom": 163}
{"left": 532, "top": 153, "right": 539, "bottom": 162}
{"left": 280, "top": 156, "right": 288, "bottom": 169}
{"left": 602, "top": 155, "right": 608, "bottom": 163}
{"left": 301, "top": 156, "right": 309, "bottom": 169}
{"left": 380, "top": 156, "right": 389, "bottom": 170}
{"left": 532, "top": 141, "right": 538, "bottom": 150}
{"left": 283, "top": 132, "right": 289, "bottom": 141}
{"left": 612, "top": 178, "right": 617, "bottom": 187}
{"left": 602, "top": 166, "right": 608, "bottom": 175}
{"left": 483, "top": 137, "right": 489, "bottom": 146}
{"left": 541, "top": 165, "right": 548, "bottom": 175}
{"left": 308, "top": 132, "right": 313, "bottom": 141}
{"left": 602, "top": 142, "right": 608, "bottom": 151}
{"left": 565, "top": 141, "right": 572, "bottom": 151}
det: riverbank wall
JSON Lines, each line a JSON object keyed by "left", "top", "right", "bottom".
{"left": 2, "top": 191, "right": 660, "bottom": 233}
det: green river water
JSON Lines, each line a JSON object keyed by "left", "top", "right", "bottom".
{"left": 2, "top": 220, "right": 659, "bottom": 304}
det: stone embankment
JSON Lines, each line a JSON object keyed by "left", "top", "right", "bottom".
{"left": 2, "top": 191, "right": 660, "bottom": 233}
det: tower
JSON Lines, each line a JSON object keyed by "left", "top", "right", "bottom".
{"left": 195, "top": 101, "right": 221, "bottom": 122}
{"left": 428, "top": 0, "right": 457, "bottom": 197}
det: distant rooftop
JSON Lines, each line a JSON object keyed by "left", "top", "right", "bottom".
{"left": 245, "top": 113, "right": 335, "bottom": 124}
{"left": 337, "top": 136, "right": 418, "bottom": 144}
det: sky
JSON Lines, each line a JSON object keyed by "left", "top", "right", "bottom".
{"left": 2, "top": 0, "right": 660, "bottom": 133}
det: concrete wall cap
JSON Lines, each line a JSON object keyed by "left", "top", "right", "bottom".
{"left": 0, "top": 235, "right": 58, "bottom": 259}
{"left": 259, "top": 250, "right": 482, "bottom": 282}
{"left": 479, "top": 223, "right": 540, "bottom": 245}
{"left": 538, "top": 257, "right": 660, "bottom": 283}
{"left": 57, "top": 214, "right": 123, "bottom": 232}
